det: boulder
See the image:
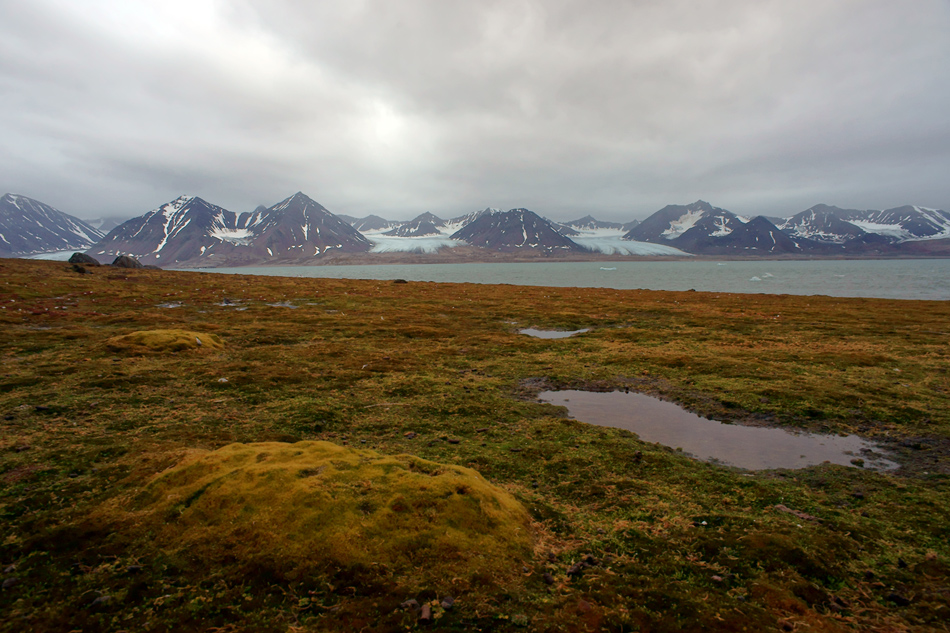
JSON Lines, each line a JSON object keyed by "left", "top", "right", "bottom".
{"left": 68, "top": 252, "right": 101, "bottom": 266}
{"left": 112, "top": 255, "right": 144, "bottom": 268}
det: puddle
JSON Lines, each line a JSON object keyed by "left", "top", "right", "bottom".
{"left": 266, "top": 302, "right": 299, "bottom": 309}
{"left": 538, "top": 390, "right": 898, "bottom": 471}
{"left": 520, "top": 328, "right": 589, "bottom": 339}
{"left": 156, "top": 302, "right": 182, "bottom": 309}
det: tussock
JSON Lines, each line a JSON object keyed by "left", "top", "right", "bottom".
{"left": 105, "top": 329, "right": 223, "bottom": 353}
{"left": 111, "top": 441, "right": 532, "bottom": 591}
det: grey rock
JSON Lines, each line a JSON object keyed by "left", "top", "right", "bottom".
{"left": 440, "top": 595, "right": 454, "bottom": 610}
{"left": 2, "top": 577, "right": 19, "bottom": 589}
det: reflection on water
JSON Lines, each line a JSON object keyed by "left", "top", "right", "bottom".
{"left": 538, "top": 390, "right": 898, "bottom": 471}
{"left": 520, "top": 328, "right": 589, "bottom": 339}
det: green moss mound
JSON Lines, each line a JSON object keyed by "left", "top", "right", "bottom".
{"left": 106, "top": 329, "right": 223, "bottom": 353}
{"left": 117, "top": 441, "right": 533, "bottom": 592}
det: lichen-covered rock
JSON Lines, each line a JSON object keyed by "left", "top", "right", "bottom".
{"left": 105, "top": 329, "right": 223, "bottom": 353}
{"left": 112, "top": 441, "right": 532, "bottom": 591}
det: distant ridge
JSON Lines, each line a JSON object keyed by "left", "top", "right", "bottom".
{"left": 383, "top": 212, "right": 447, "bottom": 237}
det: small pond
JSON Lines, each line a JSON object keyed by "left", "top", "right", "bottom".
{"left": 520, "top": 328, "right": 589, "bottom": 339}
{"left": 538, "top": 390, "right": 898, "bottom": 471}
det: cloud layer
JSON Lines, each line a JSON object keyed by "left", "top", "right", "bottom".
{"left": 1, "top": 0, "right": 948, "bottom": 221}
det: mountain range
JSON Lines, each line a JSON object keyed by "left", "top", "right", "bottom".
{"left": 90, "top": 192, "right": 371, "bottom": 266}
{"left": 2, "top": 191, "right": 949, "bottom": 266}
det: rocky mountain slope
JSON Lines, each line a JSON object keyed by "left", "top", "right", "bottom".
{"left": 0, "top": 193, "right": 103, "bottom": 255}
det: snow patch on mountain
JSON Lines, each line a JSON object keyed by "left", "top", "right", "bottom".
{"left": 660, "top": 210, "right": 705, "bottom": 240}
{"left": 210, "top": 226, "right": 255, "bottom": 245}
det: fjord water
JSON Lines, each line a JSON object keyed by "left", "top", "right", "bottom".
{"left": 539, "top": 390, "right": 898, "bottom": 471}
{"left": 200, "top": 259, "right": 950, "bottom": 300}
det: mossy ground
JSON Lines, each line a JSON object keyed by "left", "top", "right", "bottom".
{"left": 0, "top": 258, "right": 948, "bottom": 632}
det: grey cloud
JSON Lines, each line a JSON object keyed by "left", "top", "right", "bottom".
{"left": 1, "top": 0, "right": 948, "bottom": 222}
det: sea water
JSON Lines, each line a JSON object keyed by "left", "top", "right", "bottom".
{"left": 197, "top": 259, "right": 950, "bottom": 300}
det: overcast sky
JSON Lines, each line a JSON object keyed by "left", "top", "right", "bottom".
{"left": 1, "top": 1, "right": 949, "bottom": 222}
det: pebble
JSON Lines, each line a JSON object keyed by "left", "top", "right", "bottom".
{"left": 399, "top": 598, "right": 419, "bottom": 611}
{"left": 404, "top": 432, "right": 417, "bottom": 439}
{"left": 2, "top": 577, "right": 19, "bottom": 589}
{"left": 543, "top": 572, "right": 555, "bottom": 585}
{"left": 3, "top": 565, "right": 15, "bottom": 574}
{"left": 447, "top": 438, "right": 460, "bottom": 445}
{"left": 440, "top": 596, "right": 454, "bottom": 610}
{"left": 89, "top": 595, "right": 112, "bottom": 608}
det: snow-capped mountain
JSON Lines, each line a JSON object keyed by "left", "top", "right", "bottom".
{"left": 90, "top": 196, "right": 241, "bottom": 265}
{"left": 449, "top": 208, "right": 583, "bottom": 252}
{"left": 0, "top": 193, "right": 103, "bottom": 256}
{"left": 346, "top": 214, "right": 399, "bottom": 232}
{"left": 383, "top": 212, "right": 446, "bottom": 237}
{"left": 564, "top": 215, "right": 625, "bottom": 231}
{"left": 625, "top": 201, "right": 804, "bottom": 255}
{"left": 778, "top": 204, "right": 950, "bottom": 244}
{"left": 236, "top": 192, "right": 373, "bottom": 260}
{"left": 88, "top": 192, "right": 371, "bottom": 266}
